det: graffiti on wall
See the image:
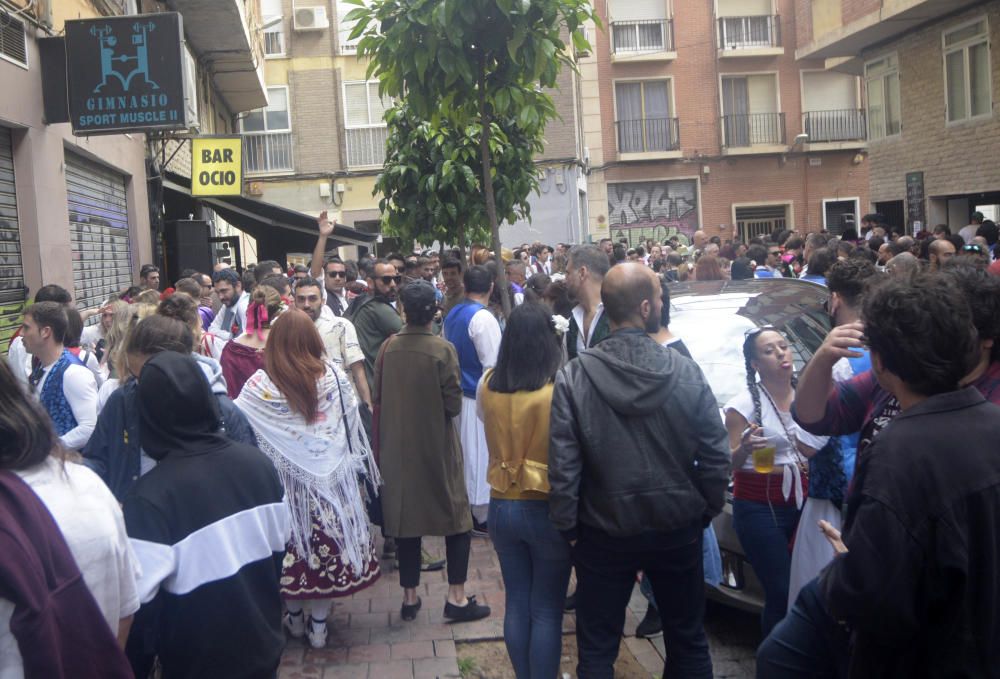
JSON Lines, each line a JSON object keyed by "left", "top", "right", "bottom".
{"left": 607, "top": 180, "right": 699, "bottom": 246}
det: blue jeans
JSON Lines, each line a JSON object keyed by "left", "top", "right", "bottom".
{"left": 489, "top": 498, "right": 572, "bottom": 679}
{"left": 640, "top": 524, "right": 724, "bottom": 607}
{"left": 733, "top": 499, "right": 801, "bottom": 637}
{"left": 756, "top": 578, "right": 848, "bottom": 679}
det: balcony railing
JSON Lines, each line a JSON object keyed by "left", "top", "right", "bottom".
{"left": 717, "top": 15, "right": 781, "bottom": 50}
{"left": 616, "top": 118, "right": 680, "bottom": 153}
{"left": 802, "top": 109, "right": 866, "bottom": 143}
{"left": 244, "top": 132, "right": 294, "bottom": 173}
{"left": 346, "top": 126, "right": 389, "bottom": 168}
{"left": 611, "top": 19, "right": 674, "bottom": 53}
{"left": 721, "top": 113, "right": 785, "bottom": 147}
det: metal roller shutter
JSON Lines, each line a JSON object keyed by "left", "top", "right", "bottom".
{"left": 0, "top": 128, "right": 26, "bottom": 353}
{"left": 66, "top": 152, "right": 132, "bottom": 311}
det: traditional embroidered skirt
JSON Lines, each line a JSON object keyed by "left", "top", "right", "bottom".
{"left": 280, "top": 526, "right": 380, "bottom": 599}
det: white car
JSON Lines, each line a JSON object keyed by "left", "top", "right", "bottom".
{"left": 669, "top": 277, "right": 831, "bottom": 613}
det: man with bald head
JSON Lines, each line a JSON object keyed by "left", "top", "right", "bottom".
{"left": 549, "top": 263, "right": 730, "bottom": 678}
{"left": 929, "top": 238, "right": 956, "bottom": 271}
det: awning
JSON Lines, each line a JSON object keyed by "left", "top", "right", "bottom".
{"left": 162, "top": 171, "right": 378, "bottom": 254}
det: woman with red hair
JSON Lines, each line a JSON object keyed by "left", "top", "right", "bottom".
{"left": 235, "top": 309, "right": 380, "bottom": 649}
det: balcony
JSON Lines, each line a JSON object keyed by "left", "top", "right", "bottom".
{"left": 717, "top": 15, "right": 783, "bottom": 57}
{"left": 721, "top": 113, "right": 786, "bottom": 154}
{"left": 244, "top": 132, "right": 294, "bottom": 174}
{"left": 616, "top": 118, "right": 681, "bottom": 160}
{"left": 802, "top": 109, "right": 867, "bottom": 150}
{"left": 346, "top": 127, "right": 390, "bottom": 168}
{"left": 611, "top": 19, "right": 676, "bottom": 62}
{"left": 170, "top": 0, "right": 267, "bottom": 111}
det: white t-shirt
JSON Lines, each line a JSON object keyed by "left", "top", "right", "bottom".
{"left": 0, "top": 458, "right": 140, "bottom": 679}
{"left": 571, "top": 303, "right": 605, "bottom": 356}
{"left": 467, "top": 308, "right": 502, "bottom": 371}
{"left": 33, "top": 361, "right": 98, "bottom": 451}
{"left": 5, "top": 337, "right": 30, "bottom": 387}
{"left": 724, "top": 386, "right": 828, "bottom": 474}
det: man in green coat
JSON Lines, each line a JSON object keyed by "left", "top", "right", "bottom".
{"left": 346, "top": 259, "right": 403, "bottom": 392}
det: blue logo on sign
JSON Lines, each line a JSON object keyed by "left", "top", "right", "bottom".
{"left": 90, "top": 21, "right": 160, "bottom": 93}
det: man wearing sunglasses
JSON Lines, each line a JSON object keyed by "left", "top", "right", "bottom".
{"left": 345, "top": 259, "right": 403, "bottom": 392}
{"left": 324, "top": 258, "right": 350, "bottom": 316}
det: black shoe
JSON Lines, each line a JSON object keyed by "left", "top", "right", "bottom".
{"left": 401, "top": 597, "right": 422, "bottom": 622}
{"left": 635, "top": 605, "right": 663, "bottom": 639}
{"left": 470, "top": 518, "right": 489, "bottom": 538}
{"left": 564, "top": 592, "right": 577, "bottom": 611}
{"left": 443, "top": 595, "right": 491, "bottom": 623}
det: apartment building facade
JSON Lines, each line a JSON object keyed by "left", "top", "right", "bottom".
{"left": 579, "top": 0, "right": 870, "bottom": 246}
{"left": 0, "top": 0, "right": 265, "bottom": 347}
{"left": 244, "top": 0, "right": 588, "bottom": 256}
{"left": 797, "top": 0, "right": 1000, "bottom": 232}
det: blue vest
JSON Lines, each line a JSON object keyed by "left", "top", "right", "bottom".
{"left": 444, "top": 301, "right": 487, "bottom": 398}
{"left": 36, "top": 350, "right": 84, "bottom": 437}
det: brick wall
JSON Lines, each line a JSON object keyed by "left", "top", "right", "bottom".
{"left": 866, "top": 3, "right": 1000, "bottom": 204}
{"left": 841, "top": 0, "right": 882, "bottom": 26}
{"left": 587, "top": 0, "right": 868, "bottom": 238}
{"left": 290, "top": 68, "right": 342, "bottom": 174}
{"left": 540, "top": 66, "right": 581, "bottom": 160}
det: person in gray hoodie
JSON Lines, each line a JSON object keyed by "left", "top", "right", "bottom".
{"left": 548, "top": 263, "right": 730, "bottom": 679}
{"left": 83, "top": 316, "right": 256, "bottom": 502}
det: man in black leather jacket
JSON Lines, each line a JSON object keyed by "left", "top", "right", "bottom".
{"left": 549, "top": 263, "right": 729, "bottom": 679}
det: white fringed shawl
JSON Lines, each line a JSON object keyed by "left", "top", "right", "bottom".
{"left": 235, "top": 362, "right": 380, "bottom": 573}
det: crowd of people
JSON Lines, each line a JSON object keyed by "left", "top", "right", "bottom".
{"left": 1, "top": 206, "right": 1000, "bottom": 679}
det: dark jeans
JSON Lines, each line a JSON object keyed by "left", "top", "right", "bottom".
{"left": 489, "top": 498, "right": 572, "bottom": 679}
{"left": 573, "top": 523, "right": 712, "bottom": 679}
{"left": 396, "top": 533, "right": 471, "bottom": 589}
{"left": 756, "top": 578, "right": 849, "bottom": 679}
{"left": 732, "top": 498, "right": 800, "bottom": 637}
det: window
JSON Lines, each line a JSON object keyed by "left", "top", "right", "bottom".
{"left": 943, "top": 19, "right": 991, "bottom": 123}
{"left": 0, "top": 9, "right": 28, "bottom": 67}
{"left": 864, "top": 54, "right": 901, "bottom": 140}
{"left": 241, "top": 86, "right": 293, "bottom": 173}
{"left": 337, "top": 0, "right": 372, "bottom": 54}
{"left": 261, "top": 0, "right": 285, "bottom": 57}
{"left": 721, "top": 74, "right": 783, "bottom": 146}
{"left": 608, "top": 0, "right": 671, "bottom": 53}
{"left": 736, "top": 204, "right": 787, "bottom": 241}
{"left": 344, "top": 81, "right": 390, "bottom": 167}
{"left": 614, "top": 80, "right": 678, "bottom": 152}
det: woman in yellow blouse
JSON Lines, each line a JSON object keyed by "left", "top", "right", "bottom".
{"left": 477, "top": 303, "right": 570, "bottom": 679}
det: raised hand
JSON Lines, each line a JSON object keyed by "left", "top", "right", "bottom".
{"left": 317, "top": 210, "right": 334, "bottom": 238}
{"left": 816, "top": 321, "right": 866, "bottom": 364}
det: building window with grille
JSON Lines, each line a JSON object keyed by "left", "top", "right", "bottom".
{"left": 344, "top": 81, "right": 390, "bottom": 168}
{"left": 0, "top": 9, "right": 28, "bottom": 67}
{"left": 614, "top": 80, "right": 679, "bottom": 153}
{"left": 261, "top": 0, "right": 285, "bottom": 57}
{"left": 241, "top": 86, "right": 294, "bottom": 174}
{"left": 735, "top": 204, "right": 788, "bottom": 242}
{"left": 865, "top": 54, "right": 901, "bottom": 140}
{"left": 943, "top": 18, "right": 991, "bottom": 123}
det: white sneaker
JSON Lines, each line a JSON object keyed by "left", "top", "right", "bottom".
{"left": 283, "top": 610, "right": 305, "bottom": 639}
{"left": 308, "top": 617, "right": 328, "bottom": 649}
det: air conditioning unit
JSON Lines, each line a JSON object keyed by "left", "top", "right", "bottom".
{"left": 248, "top": 182, "right": 264, "bottom": 196}
{"left": 294, "top": 6, "right": 329, "bottom": 31}
{"left": 575, "top": 26, "right": 591, "bottom": 58}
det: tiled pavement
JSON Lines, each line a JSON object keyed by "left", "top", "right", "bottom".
{"left": 279, "top": 535, "right": 757, "bottom": 678}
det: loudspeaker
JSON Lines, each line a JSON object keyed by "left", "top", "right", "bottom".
{"left": 163, "top": 220, "right": 212, "bottom": 286}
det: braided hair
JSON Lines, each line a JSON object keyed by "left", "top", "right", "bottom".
{"left": 743, "top": 327, "right": 798, "bottom": 426}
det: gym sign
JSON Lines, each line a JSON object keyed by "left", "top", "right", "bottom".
{"left": 191, "top": 137, "right": 244, "bottom": 197}
{"left": 65, "top": 13, "right": 191, "bottom": 135}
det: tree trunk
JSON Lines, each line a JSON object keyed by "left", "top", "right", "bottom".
{"left": 478, "top": 56, "right": 511, "bottom": 318}
{"left": 457, "top": 219, "right": 466, "bottom": 264}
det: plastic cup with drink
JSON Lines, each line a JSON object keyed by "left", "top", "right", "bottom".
{"left": 742, "top": 425, "right": 775, "bottom": 474}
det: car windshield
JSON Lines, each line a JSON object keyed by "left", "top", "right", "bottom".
{"left": 669, "top": 279, "right": 831, "bottom": 408}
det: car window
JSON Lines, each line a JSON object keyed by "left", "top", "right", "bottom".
{"left": 669, "top": 280, "right": 830, "bottom": 408}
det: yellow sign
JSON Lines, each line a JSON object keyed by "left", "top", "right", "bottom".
{"left": 191, "top": 136, "right": 243, "bottom": 196}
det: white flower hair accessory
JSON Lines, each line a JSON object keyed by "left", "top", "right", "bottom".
{"left": 550, "top": 272, "right": 566, "bottom": 283}
{"left": 551, "top": 314, "right": 570, "bottom": 336}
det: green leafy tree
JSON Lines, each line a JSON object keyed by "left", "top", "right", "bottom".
{"left": 375, "top": 101, "right": 544, "bottom": 262}
{"left": 349, "top": 0, "right": 596, "bottom": 314}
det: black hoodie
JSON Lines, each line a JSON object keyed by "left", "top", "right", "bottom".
{"left": 122, "top": 352, "right": 289, "bottom": 679}
{"left": 549, "top": 329, "right": 730, "bottom": 538}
